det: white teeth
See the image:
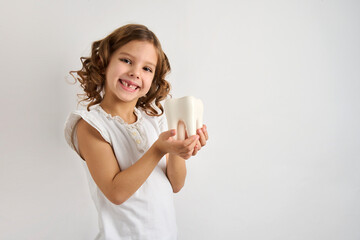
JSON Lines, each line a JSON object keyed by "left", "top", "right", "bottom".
{"left": 121, "top": 80, "right": 138, "bottom": 90}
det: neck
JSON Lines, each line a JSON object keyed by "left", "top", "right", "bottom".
{"left": 100, "top": 95, "right": 138, "bottom": 124}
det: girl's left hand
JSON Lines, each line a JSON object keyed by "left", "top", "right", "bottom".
{"left": 192, "top": 124, "right": 209, "bottom": 156}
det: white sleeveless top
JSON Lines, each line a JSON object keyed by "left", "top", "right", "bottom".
{"left": 64, "top": 104, "right": 177, "bottom": 240}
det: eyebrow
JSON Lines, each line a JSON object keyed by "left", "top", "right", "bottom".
{"left": 118, "top": 52, "right": 156, "bottom": 68}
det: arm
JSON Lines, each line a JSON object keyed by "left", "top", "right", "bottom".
{"left": 76, "top": 120, "right": 199, "bottom": 205}
{"left": 166, "top": 154, "right": 186, "bottom": 193}
{"left": 77, "top": 119, "right": 164, "bottom": 205}
{"left": 166, "top": 125, "right": 209, "bottom": 193}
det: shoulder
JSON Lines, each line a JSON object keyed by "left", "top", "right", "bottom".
{"left": 76, "top": 118, "right": 110, "bottom": 157}
{"left": 76, "top": 116, "right": 109, "bottom": 141}
{"left": 76, "top": 118, "right": 101, "bottom": 139}
{"left": 64, "top": 106, "right": 112, "bottom": 152}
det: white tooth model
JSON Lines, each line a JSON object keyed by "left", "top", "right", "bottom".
{"left": 164, "top": 96, "right": 204, "bottom": 140}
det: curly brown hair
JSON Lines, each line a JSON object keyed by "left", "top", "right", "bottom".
{"left": 70, "top": 24, "right": 171, "bottom": 116}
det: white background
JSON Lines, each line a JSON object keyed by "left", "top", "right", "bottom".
{"left": 1, "top": 0, "right": 359, "bottom": 239}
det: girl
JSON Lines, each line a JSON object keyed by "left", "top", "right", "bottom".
{"left": 64, "top": 24, "right": 208, "bottom": 240}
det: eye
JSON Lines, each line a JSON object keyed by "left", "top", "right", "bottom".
{"left": 120, "top": 58, "right": 131, "bottom": 64}
{"left": 143, "top": 67, "right": 153, "bottom": 73}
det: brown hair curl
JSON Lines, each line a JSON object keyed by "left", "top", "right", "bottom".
{"left": 70, "top": 24, "right": 171, "bottom": 116}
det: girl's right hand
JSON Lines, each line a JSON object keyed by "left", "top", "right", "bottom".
{"left": 154, "top": 129, "right": 199, "bottom": 160}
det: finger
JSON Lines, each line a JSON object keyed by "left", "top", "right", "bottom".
{"left": 196, "top": 140, "right": 201, "bottom": 151}
{"left": 179, "top": 136, "right": 198, "bottom": 155}
{"left": 197, "top": 129, "right": 207, "bottom": 146}
{"left": 162, "top": 129, "right": 176, "bottom": 140}
{"left": 183, "top": 134, "right": 199, "bottom": 146}
{"left": 192, "top": 146, "right": 198, "bottom": 156}
{"left": 189, "top": 136, "right": 199, "bottom": 149}
{"left": 202, "top": 125, "right": 209, "bottom": 140}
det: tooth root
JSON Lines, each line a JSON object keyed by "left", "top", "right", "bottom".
{"left": 177, "top": 121, "right": 186, "bottom": 140}
{"left": 164, "top": 96, "right": 204, "bottom": 140}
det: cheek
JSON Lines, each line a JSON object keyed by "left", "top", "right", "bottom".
{"left": 145, "top": 74, "right": 154, "bottom": 86}
{"left": 104, "top": 70, "right": 113, "bottom": 82}
{"left": 144, "top": 78, "right": 155, "bottom": 92}
{"left": 107, "top": 61, "right": 122, "bottom": 75}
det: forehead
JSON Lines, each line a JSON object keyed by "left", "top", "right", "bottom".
{"left": 114, "top": 40, "right": 158, "bottom": 64}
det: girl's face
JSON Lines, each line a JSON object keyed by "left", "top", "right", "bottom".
{"left": 104, "top": 40, "right": 158, "bottom": 106}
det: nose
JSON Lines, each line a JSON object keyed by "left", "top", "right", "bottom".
{"left": 128, "top": 67, "right": 140, "bottom": 79}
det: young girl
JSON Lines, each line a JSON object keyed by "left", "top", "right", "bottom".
{"left": 64, "top": 24, "right": 208, "bottom": 239}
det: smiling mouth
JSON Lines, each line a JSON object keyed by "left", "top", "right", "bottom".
{"left": 119, "top": 79, "right": 140, "bottom": 90}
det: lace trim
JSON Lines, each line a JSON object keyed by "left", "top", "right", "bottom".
{"left": 94, "top": 104, "right": 148, "bottom": 153}
{"left": 95, "top": 105, "right": 144, "bottom": 128}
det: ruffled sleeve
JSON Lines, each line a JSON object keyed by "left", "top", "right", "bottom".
{"left": 64, "top": 110, "right": 111, "bottom": 158}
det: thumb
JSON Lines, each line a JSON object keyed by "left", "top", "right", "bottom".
{"left": 162, "top": 129, "right": 176, "bottom": 139}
